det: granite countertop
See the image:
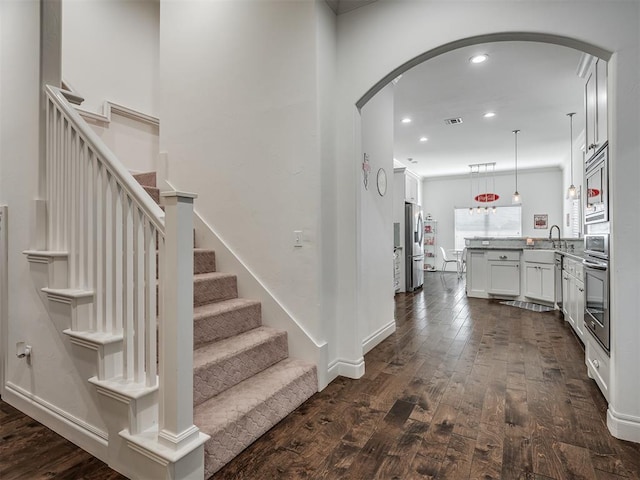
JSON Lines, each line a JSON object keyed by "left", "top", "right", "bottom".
{"left": 465, "top": 237, "right": 585, "bottom": 259}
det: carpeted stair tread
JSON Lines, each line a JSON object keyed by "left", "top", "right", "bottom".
{"left": 194, "top": 272, "right": 238, "bottom": 306}
{"left": 142, "top": 185, "right": 160, "bottom": 204}
{"left": 133, "top": 171, "right": 156, "bottom": 187}
{"left": 194, "top": 298, "right": 261, "bottom": 347}
{"left": 193, "top": 326, "right": 288, "bottom": 405}
{"left": 194, "top": 357, "right": 317, "bottom": 478}
{"left": 194, "top": 248, "right": 216, "bottom": 274}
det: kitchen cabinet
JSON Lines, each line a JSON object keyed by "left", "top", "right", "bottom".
{"left": 586, "top": 330, "right": 610, "bottom": 401}
{"left": 405, "top": 173, "right": 419, "bottom": 204}
{"left": 487, "top": 250, "right": 520, "bottom": 296}
{"left": 394, "top": 167, "right": 421, "bottom": 205}
{"left": 467, "top": 250, "right": 487, "bottom": 297}
{"left": 563, "top": 257, "right": 585, "bottom": 341}
{"left": 524, "top": 262, "right": 554, "bottom": 303}
{"left": 585, "top": 58, "right": 608, "bottom": 158}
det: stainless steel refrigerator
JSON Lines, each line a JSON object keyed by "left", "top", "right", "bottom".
{"left": 405, "top": 203, "right": 424, "bottom": 291}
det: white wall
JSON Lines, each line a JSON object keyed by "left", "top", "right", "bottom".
{"left": 62, "top": 0, "right": 160, "bottom": 174}
{"left": 359, "top": 84, "right": 395, "bottom": 353}
{"left": 160, "top": 1, "right": 325, "bottom": 356}
{"left": 62, "top": 0, "right": 159, "bottom": 116}
{"left": 423, "top": 168, "right": 563, "bottom": 270}
{"left": 84, "top": 114, "right": 159, "bottom": 174}
{"left": 1, "top": 0, "right": 107, "bottom": 459}
{"left": 335, "top": 0, "right": 640, "bottom": 442}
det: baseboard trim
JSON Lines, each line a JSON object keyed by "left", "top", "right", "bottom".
{"left": 607, "top": 405, "right": 640, "bottom": 443}
{"left": 362, "top": 319, "right": 396, "bottom": 355}
{"left": 4, "top": 382, "right": 108, "bottom": 461}
{"left": 327, "top": 356, "right": 365, "bottom": 380}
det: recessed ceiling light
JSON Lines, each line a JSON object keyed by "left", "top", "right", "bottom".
{"left": 470, "top": 54, "right": 489, "bottom": 64}
{"left": 401, "top": 117, "right": 412, "bottom": 124}
{"left": 419, "top": 137, "right": 428, "bottom": 142}
{"left": 483, "top": 112, "right": 496, "bottom": 118}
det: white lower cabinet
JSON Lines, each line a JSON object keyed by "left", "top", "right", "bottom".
{"left": 586, "top": 331, "right": 610, "bottom": 401}
{"left": 486, "top": 251, "right": 520, "bottom": 296}
{"left": 562, "top": 257, "right": 585, "bottom": 341}
{"left": 467, "top": 250, "right": 487, "bottom": 296}
{"left": 524, "top": 262, "right": 554, "bottom": 303}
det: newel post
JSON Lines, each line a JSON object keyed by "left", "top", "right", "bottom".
{"left": 158, "top": 191, "right": 201, "bottom": 450}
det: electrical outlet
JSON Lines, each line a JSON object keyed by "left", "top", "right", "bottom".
{"left": 294, "top": 230, "right": 303, "bottom": 247}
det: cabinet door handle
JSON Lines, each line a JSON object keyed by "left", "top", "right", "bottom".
{"left": 578, "top": 287, "right": 584, "bottom": 292}
{"left": 593, "top": 359, "right": 600, "bottom": 369}
{"left": 499, "top": 255, "right": 507, "bottom": 260}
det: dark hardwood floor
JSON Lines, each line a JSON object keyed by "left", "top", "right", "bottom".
{"left": 213, "top": 273, "right": 640, "bottom": 479}
{"left": 2, "top": 273, "right": 640, "bottom": 479}
{"left": 0, "top": 398, "right": 126, "bottom": 479}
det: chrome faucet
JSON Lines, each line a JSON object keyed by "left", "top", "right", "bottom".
{"left": 549, "top": 224, "right": 561, "bottom": 249}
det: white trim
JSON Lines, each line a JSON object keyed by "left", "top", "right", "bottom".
{"left": 362, "top": 319, "right": 396, "bottom": 354}
{"left": 120, "top": 427, "right": 209, "bottom": 465}
{"left": 89, "top": 375, "right": 159, "bottom": 404}
{"left": 607, "top": 406, "right": 640, "bottom": 443}
{"left": 76, "top": 101, "right": 159, "bottom": 128}
{"left": 0, "top": 206, "right": 7, "bottom": 397}
{"left": 42, "top": 287, "right": 94, "bottom": 304}
{"left": 64, "top": 329, "right": 123, "bottom": 348}
{"left": 327, "top": 356, "right": 365, "bottom": 379}
{"left": 4, "top": 382, "right": 109, "bottom": 461}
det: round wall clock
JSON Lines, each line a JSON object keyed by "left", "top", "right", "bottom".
{"left": 377, "top": 168, "right": 387, "bottom": 196}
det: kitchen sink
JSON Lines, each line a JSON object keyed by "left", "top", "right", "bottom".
{"left": 522, "top": 249, "right": 556, "bottom": 263}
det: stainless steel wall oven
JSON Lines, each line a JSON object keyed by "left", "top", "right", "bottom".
{"left": 584, "top": 144, "right": 608, "bottom": 225}
{"left": 583, "top": 233, "right": 609, "bottom": 354}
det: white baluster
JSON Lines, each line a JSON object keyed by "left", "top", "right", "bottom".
{"left": 94, "top": 159, "right": 104, "bottom": 332}
{"left": 113, "top": 180, "right": 123, "bottom": 336}
{"left": 145, "top": 221, "right": 157, "bottom": 388}
{"left": 123, "top": 194, "right": 134, "bottom": 381}
{"left": 102, "top": 171, "right": 113, "bottom": 334}
{"left": 133, "top": 208, "right": 145, "bottom": 383}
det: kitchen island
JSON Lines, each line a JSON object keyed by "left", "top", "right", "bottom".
{"left": 465, "top": 237, "right": 583, "bottom": 306}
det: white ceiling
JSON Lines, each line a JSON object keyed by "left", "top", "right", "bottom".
{"left": 393, "top": 41, "right": 586, "bottom": 179}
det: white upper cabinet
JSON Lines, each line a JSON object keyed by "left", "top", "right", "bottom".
{"left": 395, "top": 167, "right": 421, "bottom": 205}
{"left": 585, "top": 58, "right": 608, "bottom": 157}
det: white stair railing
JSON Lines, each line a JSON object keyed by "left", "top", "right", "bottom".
{"left": 43, "top": 86, "right": 206, "bottom": 472}
{"left": 45, "top": 84, "right": 165, "bottom": 387}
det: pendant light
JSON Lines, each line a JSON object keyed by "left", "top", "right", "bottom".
{"left": 512, "top": 129, "right": 521, "bottom": 204}
{"left": 491, "top": 163, "right": 497, "bottom": 213}
{"left": 468, "top": 164, "right": 475, "bottom": 214}
{"left": 567, "top": 112, "right": 577, "bottom": 198}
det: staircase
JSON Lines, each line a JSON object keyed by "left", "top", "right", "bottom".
{"left": 26, "top": 86, "right": 318, "bottom": 479}
{"left": 133, "top": 173, "right": 317, "bottom": 478}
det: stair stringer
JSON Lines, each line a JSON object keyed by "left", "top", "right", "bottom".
{"left": 190, "top": 211, "right": 330, "bottom": 391}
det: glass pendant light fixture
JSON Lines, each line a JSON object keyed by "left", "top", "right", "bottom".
{"left": 567, "top": 112, "right": 577, "bottom": 198}
{"left": 512, "top": 129, "right": 521, "bottom": 204}
{"left": 469, "top": 164, "right": 475, "bottom": 214}
{"left": 491, "top": 163, "right": 497, "bottom": 213}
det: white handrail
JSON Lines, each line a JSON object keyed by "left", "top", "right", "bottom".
{"left": 46, "top": 85, "right": 164, "bottom": 233}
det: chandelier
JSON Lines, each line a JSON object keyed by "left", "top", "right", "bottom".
{"left": 469, "top": 162, "right": 498, "bottom": 215}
